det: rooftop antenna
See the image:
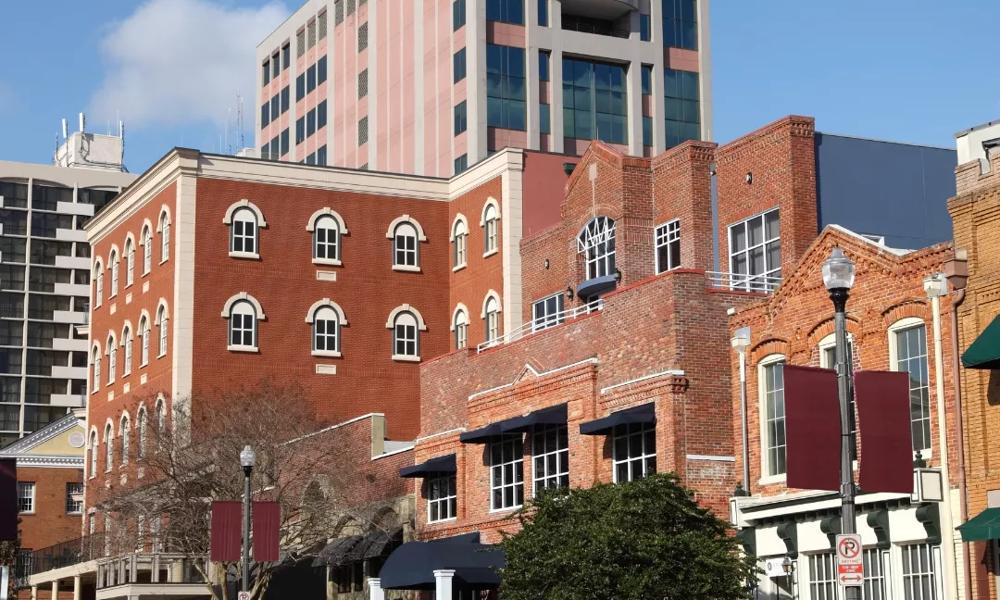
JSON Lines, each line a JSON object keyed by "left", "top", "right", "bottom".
{"left": 78, "top": 112, "right": 85, "bottom": 133}
{"left": 61, "top": 118, "right": 68, "bottom": 141}
{"left": 237, "top": 92, "right": 245, "bottom": 150}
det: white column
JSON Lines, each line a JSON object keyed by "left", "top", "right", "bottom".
{"left": 73, "top": 575, "right": 81, "bottom": 600}
{"left": 51, "top": 580, "right": 58, "bottom": 599}
{"left": 433, "top": 569, "right": 455, "bottom": 599}
{"left": 30, "top": 585, "right": 37, "bottom": 600}
{"left": 367, "top": 577, "right": 385, "bottom": 600}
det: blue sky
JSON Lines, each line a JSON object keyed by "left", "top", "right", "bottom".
{"left": 0, "top": 1, "right": 996, "bottom": 173}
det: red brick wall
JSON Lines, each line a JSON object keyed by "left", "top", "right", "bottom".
{"left": 650, "top": 141, "right": 717, "bottom": 272}
{"left": 17, "top": 467, "right": 83, "bottom": 551}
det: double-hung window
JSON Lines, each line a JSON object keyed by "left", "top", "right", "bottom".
{"left": 612, "top": 422, "right": 656, "bottom": 482}
{"left": 160, "top": 213, "right": 170, "bottom": 262}
{"left": 532, "top": 425, "right": 568, "bottom": 495}
{"left": 65, "top": 482, "right": 83, "bottom": 514}
{"left": 313, "top": 306, "right": 340, "bottom": 354}
{"left": 808, "top": 553, "right": 838, "bottom": 600}
{"left": 427, "top": 475, "right": 457, "bottom": 522}
{"left": 229, "top": 301, "right": 258, "bottom": 350}
{"left": 760, "top": 356, "right": 786, "bottom": 477}
{"left": 531, "top": 294, "right": 563, "bottom": 331}
{"left": 393, "top": 223, "right": 418, "bottom": 268}
{"left": 313, "top": 215, "right": 340, "bottom": 262}
{"left": 490, "top": 435, "right": 524, "bottom": 510}
{"left": 655, "top": 219, "right": 680, "bottom": 273}
{"left": 892, "top": 322, "right": 931, "bottom": 453}
{"left": 901, "top": 543, "right": 940, "bottom": 600}
{"left": 482, "top": 203, "right": 499, "bottom": 254}
{"left": 16, "top": 482, "right": 34, "bottom": 513}
{"left": 142, "top": 226, "right": 152, "bottom": 274}
{"left": 393, "top": 312, "right": 419, "bottom": 359}
{"left": 230, "top": 208, "right": 259, "bottom": 256}
{"left": 579, "top": 216, "right": 616, "bottom": 280}
{"left": 728, "top": 209, "right": 779, "bottom": 291}
{"left": 452, "top": 219, "right": 468, "bottom": 268}
{"left": 453, "top": 309, "right": 468, "bottom": 350}
{"left": 484, "top": 296, "right": 500, "bottom": 343}
{"left": 157, "top": 306, "right": 168, "bottom": 357}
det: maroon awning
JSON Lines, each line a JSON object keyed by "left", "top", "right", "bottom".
{"left": 856, "top": 370, "right": 913, "bottom": 494}
{"left": 784, "top": 365, "right": 840, "bottom": 492}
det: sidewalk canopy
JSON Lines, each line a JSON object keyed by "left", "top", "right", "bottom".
{"left": 459, "top": 404, "right": 568, "bottom": 443}
{"left": 962, "top": 315, "right": 1000, "bottom": 369}
{"left": 958, "top": 508, "right": 1000, "bottom": 541}
{"left": 579, "top": 403, "right": 655, "bottom": 435}
{"left": 379, "top": 532, "right": 505, "bottom": 590}
{"left": 399, "top": 454, "right": 456, "bottom": 478}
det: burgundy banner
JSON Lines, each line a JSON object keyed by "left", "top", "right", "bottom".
{"left": 784, "top": 365, "right": 841, "bottom": 492}
{"left": 210, "top": 500, "right": 242, "bottom": 562}
{"left": 0, "top": 459, "right": 16, "bottom": 541}
{"left": 253, "top": 501, "right": 281, "bottom": 562}
{"left": 856, "top": 370, "right": 913, "bottom": 494}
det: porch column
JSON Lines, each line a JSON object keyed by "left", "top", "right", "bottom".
{"left": 73, "top": 575, "right": 81, "bottom": 600}
{"left": 30, "top": 585, "right": 37, "bottom": 600}
{"left": 367, "top": 577, "right": 385, "bottom": 600}
{"left": 50, "top": 580, "right": 58, "bottom": 599}
{"left": 433, "top": 569, "right": 455, "bottom": 599}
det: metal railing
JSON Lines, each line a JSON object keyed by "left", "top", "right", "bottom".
{"left": 705, "top": 271, "right": 782, "bottom": 294}
{"left": 97, "top": 553, "right": 209, "bottom": 590}
{"left": 14, "top": 533, "right": 106, "bottom": 588}
{"left": 477, "top": 300, "right": 603, "bottom": 353}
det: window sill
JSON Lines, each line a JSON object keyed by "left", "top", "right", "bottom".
{"left": 19, "top": 511, "right": 35, "bottom": 516}
{"left": 312, "top": 257, "right": 342, "bottom": 267}
{"left": 392, "top": 354, "right": 421, "bottom": 363}
{"left": 311, "top": 350, "right": 342, "bottom": 358}
{"left": 489, "top": 505, "right": 522, "bottom": 515}
{"left": 157, "top": 352, "right": 166, "bottom": 359}
{"left": 159, "top": 258, "right": 169, "bottom": 265}
{"left": 758, "top": 474, "right": 787, "bottom": 486}
{"left": 228, "top": 345, "right": 260, "bottom": 353}
{"left": 392, "top": 264, "right": 421, "bottom": 273}
{"left": 229, "top": 251, "right": 261, "bottom": 260}
{"left": 483, "top": 248, "right": 498, "bottom": 259}
{"left": 452, "top": 263, "right": 466, "bottom": 272}
{"left": 427, "top": 517, "right": 457, "bottom": 525}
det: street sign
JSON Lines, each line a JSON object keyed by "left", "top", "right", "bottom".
{"left": 238, "top": 592, "right": 250, "bottom": 600}
{"left": 836, "top": 533, "right": 864, "bottom": 586}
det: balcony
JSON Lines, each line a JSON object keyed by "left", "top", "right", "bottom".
{"left": 50, "top": 393, "right": 85, "bottom": 407}
{"left": 53, "top": 282, "right": 91, "bottom": 297}
{"left": 50, "top": 366, "right": 87, "bottom": 380}
{"left": 52, "top": 310, "right": 87, "bottom": 324}
{"left": 478, "top": 299, "right": 602, "bottom": 353}
{"left": 561, "top": 0, "right": 637, "bottom": 19}
{"left": 55, "top": 228, "right": 88, "bottom": 243}
{"left": 52, "top": 337, "right": 89, "bottom": 352}
{"left": 96, "top": 553, "right": 210, "bottom": 599}
{"left": 56, "top": 201, "right": 95, "bottom": 217}
{"left": 55, "top": 255, "right": 91, "bottom": 270}
{"left": 705, "top": 271, "right": 782, "bottom": 294}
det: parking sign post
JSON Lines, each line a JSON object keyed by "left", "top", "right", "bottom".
{"left": 836, "top": 533, "right": 864, "bottom": 588}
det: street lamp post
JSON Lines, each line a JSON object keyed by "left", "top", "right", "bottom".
{"left": 240, "top": 445, "right": 256, "bottom": 595}
{"left": 822, "top": 248, "right": 859, "bottom": 600}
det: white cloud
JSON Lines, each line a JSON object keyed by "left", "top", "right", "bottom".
{"left": 89, "top": 0, "right": 289, "bottom": 128}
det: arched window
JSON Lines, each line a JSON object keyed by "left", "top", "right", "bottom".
{"left": 393, "top": 311, "right": 419, "bottom": 358}
{"left": 104, "top": 423, "right": 114, "bottom": 472}
{"left": 120, "top": 415, "right": 130, "bottom": 466}
{"left": 452, "top": 306, "right": 469, "bottom": 350}
{"left": 483, "top": 294, "right": 501, "bottom": 343}
{"left": 124, "top": 236, "right": 135, "bottom": 286}
{"left": 156, "top": 303, "right": 169, "bottom": 357}
{"left": 137, "top": 407, "right": 147, "bottom": 459}
{"left": 231, "top": 208, "right": 258, "bottom": 254}
{"left": 92, "top": 345, "right": 102, "bottom": 391}
{"left": 109, "top": 249, "right": 119, "bottom": 296}
{"left": 228, "top": 300, "right": 259, "bottom": 350}
{"left": 122, "top": 324, "right": 133, "bottom": 376}
{"left": 142, "top": 224, "right": 153, "bottom": 274}
{"left": 578, "top": 217, "right": 616, "bottom": 280}
{"left": 89, "top": 430, "right": 98, "bottom": 478}
{"left": 155, "top": 397, "right": 167, "bottom": 452}
{"left": 482, "top": 200, "right": 499, "bottom": 255}
{"left": 452, "top": 216, "right": 468, "bottom": 268}
{"left": 139, "top": 314, "right": 151, "bottom": 365}
{"left": 94, "top": 260, "right": 104, "bottom": 307}
{"left": 106, "top": 333, "right": 117, "bottom": 384}
{"left": 393, "top": 222, "right": 418, "bottom": 268}
{"left": 313, "top": 306, "right": 340, "bottom": 353}
{"left": 159, "top": 210, "right": 171, "bottom": 262}
{"left": 313, "top": 215, "right": 340, "bottom": 262}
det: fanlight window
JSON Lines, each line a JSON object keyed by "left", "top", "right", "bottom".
{"left": 578, "top": 217, "right": 616, "bottom": 280}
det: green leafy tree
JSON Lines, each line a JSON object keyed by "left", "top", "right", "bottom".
{"left": 500, "top": 474, "right": 755, "bottom": 600}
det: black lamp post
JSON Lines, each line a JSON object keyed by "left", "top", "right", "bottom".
{"left": 822, "top": 247, "right": 859, "bottom": 600}
{"left": 239, "top": 445, "right": 256, "bottom": 594}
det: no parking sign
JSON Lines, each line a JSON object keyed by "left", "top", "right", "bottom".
{"left": 836, "top": 533, "right": 864, "bottom": 586}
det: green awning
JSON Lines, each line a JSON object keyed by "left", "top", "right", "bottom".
{"left": 958, "top": 508, "right": 1000, "bottom": 541}
{"left": 962, "top": 315, "right": 1000, "bottom": 369}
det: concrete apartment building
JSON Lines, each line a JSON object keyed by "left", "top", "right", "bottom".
{"left": 0, "top": 123, "right": 136, "bottom": 448}
{"left": 256, "top": 0, "right": 711, "bottom": 175}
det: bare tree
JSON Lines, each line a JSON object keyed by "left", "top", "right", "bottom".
{"left": 101, "top": 383, "right": 408, "bottom": 600}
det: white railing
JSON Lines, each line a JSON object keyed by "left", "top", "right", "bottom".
{"left": 705, "top": 271, "right": 782, "bottom": 293}
{"left": 477, "top": 299, "right": 603, "bottom": 353}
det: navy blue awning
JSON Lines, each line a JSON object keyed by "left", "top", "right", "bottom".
{"left": 576, "top": 274, "right": 617, "bottom": 299}
{"left": 459, "top": 404, "right": 568, "bottom": 443}
{"left": 399, "top": 454, "right": 456, "bottom": 478}
{"left": 579, "top": 403, "right": 655, "bottom": 435}
{"left": 379, "top": 532, "right": 506, "bottom": 590}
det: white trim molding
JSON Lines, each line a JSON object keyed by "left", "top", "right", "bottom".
{"left": 385, "top": 304, "right": 428, "bottom": 331}
{"left": 222, "top": 198, "right": 268, "bottom": 227}
{"left": 384, "top": 215, "right": 428, "bottom": 241}
{"left": 220, "top": 292, "right": 266, "bottom": 320}
{"left": 480, "top": 290, "right": 502, "bottom": 318}
{"left": 450, "top": 303, "right": 470, "bottom": 332}
{"left": 304, "top": 298, "right": 349, "bottom": 325}
{"left": 305, "top": 207, "right": 349, "bottom": 234}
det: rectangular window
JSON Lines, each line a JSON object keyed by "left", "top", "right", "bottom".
{"left": 347, "top": 0, "right": 355, "bottom": 15}
{"left": 318, "top": 11, "right": 327, "bottom": 38}
{"left": 66, "top": 482, "right": 83, "bottom": 514}
{"left": 640, "top": 13, "right": 651, "bottom": 41}
{"left": 642, "top": 116, "right": 653, "bottom": 147}
{"left": 821, "top": 340, "right": 857, "bottom": 461}
{"left": 271, "top": 53, "right": 280, "bottom": 78}
{"left": 454, "top": 101, "right": 467, "bottom": 135}
{"left": 490, "top": 435, "right": 524, "bottom": 510}
{"left": 280, "top": 128, "right": 289, "bottom": 156}
{"left": 17, "top": 482, "right": 34, "bottom": 513}
{"left": 487, "top": 0, "right": 524, "bottom": 24}
{"left": 296, "top": 74, "right": 305, "bottom": 100}
{"left": 262, "top": 60, "right": 270, "bottom": 85}
{"left": 394, "top": 320, "right": 417, "bottom": 355}
{"left": 612, "top": 422, "right": 656, "bottom": 483}
{"left": 307, "top": 19, "right": 316, "bottom": 48}
{"left": 454, "top": 154, "right": 468, "bottom": 175}
{"left": 358, "top": 69, "right": 368, "bottom": 99}
{"left": 427, "top": 475, "right": 457, "bottom": 522}
{"left": 270, "top": 136, "right": 279, "bottom": 161}
{"left": 641, "top": 64, "right": 652, "bottom": 95}
{"left": 261, "top": 102, "right": 270, "bottom": 127}
{"left": 654, "top": 220, "right": 680, "bottom": 273}
{"left": 453, "top": 0, "right": 466, "bottom": 30}
{"left": 260, "top": 144, "right": 269, "bottom": 160}
{"left": 270, "top": 95, "right": 279, "bottom": 122}
{"left": 318, "top": 56, "right": 327, "bottom": 85}
{"left": 532, "top": 425, "right": 567, "bottom": 495}
{"left": 728, "top": 209, "right": 780, "bottom": 291}
{"left": 282, "top": 44, "right": 290, "bottom": 69}
{"left": 305, "top": 153, "right": 315, "bottom": 165}
{"left": 808, "top": 553, "right": 837, "bottom": 600}
{"left": 894, "top": 324, "right": 931, "bottom": 453}
{"left": 562, "top": 57, "right": 627, "bottom": 144}
{"left": 665, "top": 68, "right": 700, "bottom": 147}
{"left": 280, "top": 86, "right": 290, "bottom": 114}
{"left": 901, "top": 544, "right": 939, "bottom": 600}
{"left": 531, "top": 294, "right": 563, "bottom": 331}
{"left": 296, "top": 117, "right": 305, "bottom": 144}
{"left": 663, "top": 0, "right": 698, "bottom": 50}
{"left": 307, "top": 108, "right": 316, "bottom": 137}
{"left": 318, "top": 101, "right": 328, "bottom": 130}
{"left": 454, "top": 48, "right": 467, "bottom": 83}
{"left": 538, "top": 50, "right": 550, "bottom": 82}
{"left": 540, "top": 103, "right": 550, "bottom": 135}
{"left": 864, "top": 548, "right": 887, "bottom": 600}
{"left": 358, "top": 116, "right": 369, "bottom": 146}
{"left": 537, "top": 0, "right": 548, "bottom": 26}
{"left": 358, "top": 22, "right": 368, "bottom": 52}
{"left": 335, "top": 0, "right": 344, "bottom": 25}
{"left": 317, "top": 145, "right": 327, "bottom": 165}
{"left": 486, "top": 44, "right": 526, "bottom": 131}
{"left": 307, "top": 64, "right": 317, "bottom": 93}
{"left": 297, "top": 29, "right": 306, "bottom": 57}
{"left": 761, "top": 358, "right": 786, "bottom": 477}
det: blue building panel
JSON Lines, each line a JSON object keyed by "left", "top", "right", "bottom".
{"left": 814, "top": 133, "right": 956, "bottom": 250}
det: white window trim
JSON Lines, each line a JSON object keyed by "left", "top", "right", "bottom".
{"left": 392, "top": 264, "right": 422, "bottom": 273}
{"left": 88, "top": 428, "right": 99, "bottom": 479}
{"left": 531, "top": 425, "right": 569, "bottom": 497}
{"left": 387, "top": 306, "right": 424, "bottom": 362}
{"left": 17, "top": 482, "right": 35, "bottom": 515}
{"left": 94, "top": 258, "right": 104, "bottom": 308}
{"left": 138, "top": 310, "right": 151, "bottom": 367}
{"left": 451, "top": 213, "right": 469, "bottom": 271}
{"left": 384, "top": 215, "right": 427, "bottom": 241}
{"left": 91, "top": 344, "right": 102, "bottom": 394}
{"left": 308, "top": 208, "right": 348, "bottom": 266}
{"left": 392, "top": 354, "right": 422, "bottom": 363}
{"left": 888, "top": 317, "right": 933, "bottom": 459}
{"left": 654, "top": 218, "right": 681, "bottom": 273}
{"left": 727, "top": 208, "right": 780, "bottom": 288}
{"left": 480, "top": 290, "right": 502, "bottom": 318}
{"left": 758, "top": 353, "right": 788, "bottom": 486}
{"left": 306, "top": 298, "right": 348, "bottom": 357}
{"left": 140, "top": 219, "right": 153, "bottom": 275}
{"left": 156, "top": 206, "right": 172, "bottom": 265}
{"left": 121, "top": 321, "right": 134, "bottom": 377}
{"left": 479, "top": 197, "right": 500, "bottom": 226}
{"left": 489, "top": 435, "right": 524, "bottom": 513}
{"left": 224, "top": 199, "right": 267, "bottom": 260}
{"left": 426, "top": 474, "right": 458, "bottom": 524}
{"left": 108, "top": 245, "right": 120, "bottom": 298}
{"left": 222, "top": 293, "right": 266, "bottom": 353}
{"left": 124, "top": 234, "right": 136, "bottom": 287}
{"left": 106, "top": 333, "right": 117, "bottom": 385}
{"left": 531, "top": 293, "right": 565, "bottom": 332}
{"left": 611, "top": 422, "right": 657, "bottom": 483}
{"left": 156, "top": 303, "right": 169, "bottom": 358}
